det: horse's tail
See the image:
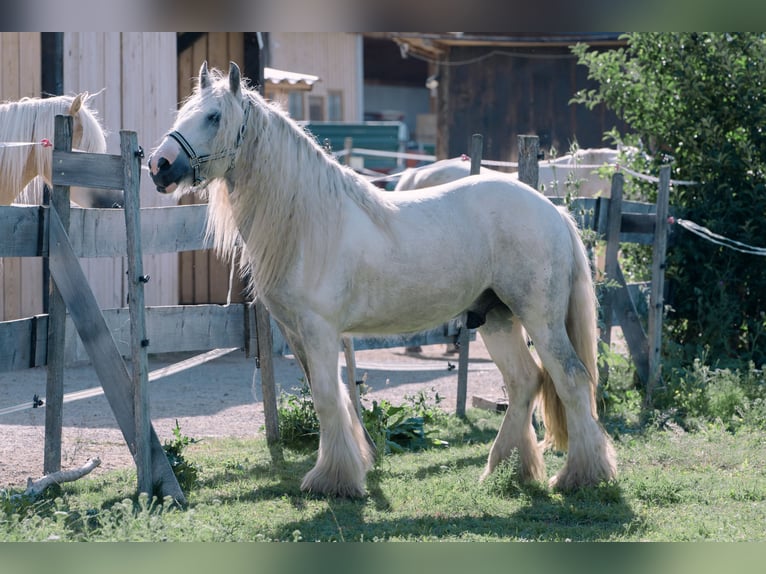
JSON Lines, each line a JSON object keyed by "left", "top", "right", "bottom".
{"left": 539, "top": 208, "right": 599, "bottom": 451}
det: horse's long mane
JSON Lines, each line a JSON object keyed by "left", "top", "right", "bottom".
{"left": 202, "top": 70, "right": 397, "bottom": 295}
{"left": 0, "top": 94, "right": 106, "bottom": 205}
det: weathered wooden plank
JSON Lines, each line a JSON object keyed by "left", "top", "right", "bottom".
{"left": 68, "top": 205, "right": 210, "bottom": 257}
{"left": 45, "top": 115, "right": 72, "bottom": 475}
{"left": 52, "top": 150, "right": 125, "bottom": 190}
{"left": 121, "top": 130, "right": 152, "bottom": 495}
{"left": 620, "top": 212, "right": 655, "bottom": 236}
{"left": 254, "top": 299, "right": 280, "bottom": 447}
{"left": 0, "top": 315, "right": 47, "bottom": 372}
{"left": 646, "top": 166, "right": 671, "bottom": 404}
{"left": 0, "top": 204, "right": 209, "bottom": 258}
{"left": 600, "top": 172, "right": 624, "bottom": 349}
{"left": 0, "top": 206, "right": 45, "bottom": 257}
{"left": 518, "top": 134, "right": 539, "bottom": 189}
{"left": 351, "top": 318, "right": 469, "bottom": 351}
{"left": 48, "top": 206, "right": 185, "bottom": 503}
{"left": 612, "top": 265, "right": 650, "bottom": 385}
{"left": 64, "top": 305, "right": 248, "bottom": 362}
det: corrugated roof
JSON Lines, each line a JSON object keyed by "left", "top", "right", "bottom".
{"left": 264, "top": 67, "right": 319, "bottom": 90}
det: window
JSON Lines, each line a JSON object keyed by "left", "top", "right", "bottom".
{"left": 288, "top": 92, "right": 304, "bottom": 120}
{"left": 328, "top": 91, "right": 343, "bottom": 121}
{"left": 308, "top": 95, "right": 325, "bottom": 121}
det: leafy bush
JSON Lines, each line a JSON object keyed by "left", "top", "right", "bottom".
{"left": 277, "top": 381, "right": 320, "bottom": 451}
{"left": 362, "top": 390, "right": 448, "bottom": 455}
{"left": 572, "top": 33, "right": 766, "bottom": 367}
{"left": 653, "top": 360, "right": 766, "bottom": 431}
{"left": 162, "top": 420, "right": 201, "bottom": 492}
{"left": 277, "top": 382, "right": 448, "bottom": 454}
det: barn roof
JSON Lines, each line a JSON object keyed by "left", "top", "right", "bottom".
{"left": 371, "top": 32, "right": 626, "bottom": 58}
{"left": 264, "top": 67, "right": 320, "bottom": 91}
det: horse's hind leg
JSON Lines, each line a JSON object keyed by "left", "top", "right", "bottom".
{"left": 524, "top": 324, "right": 616, "bottom": 490}
{"left": 479, "top": 308, "right": 546, "bottom": 484}
{"left": 297, "top": 316, "right": 373, "bottom": 498}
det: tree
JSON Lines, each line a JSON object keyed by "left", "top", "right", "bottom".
{"left": 572, "top": 33, "right": 766, "bottom": 366}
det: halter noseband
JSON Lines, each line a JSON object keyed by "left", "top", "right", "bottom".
{"left": 166, "top": 99, "right": 252, "bottom": 185}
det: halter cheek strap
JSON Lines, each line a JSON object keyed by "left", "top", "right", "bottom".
{"left": 166, "top": 99, "right": 252, "bottom": 186}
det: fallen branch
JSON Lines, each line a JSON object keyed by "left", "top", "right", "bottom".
{"left": 24, "top": 458, "right": 101, "bottom": 497}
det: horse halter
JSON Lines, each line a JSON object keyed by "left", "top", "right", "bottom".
{"left": 166, "top": 99, "right": 252, "bottom": 185}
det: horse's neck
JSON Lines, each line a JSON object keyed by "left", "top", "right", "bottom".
{"left": 0, "top": 147, "right": 47, "bottom": 205}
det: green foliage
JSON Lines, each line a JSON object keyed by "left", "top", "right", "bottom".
{"left": 481, "top": 452, "right": 525, "bottom": 497}
{"left": 652, "top": 359, "right": 766, "bottom": 431}
{"left": 572, "top": 33, "right": 766, "bottom": 367}
{"left": 277, "top": 381, "right": 320, "bottom": 451}
{"left": 362, "top": 389, "right": 449, "bottom": 455}
{"left": 277, "top": 381, "right": 448, "bottom": 454}
{"left": 162, "top": 420, "right": 201, "bottom": 492}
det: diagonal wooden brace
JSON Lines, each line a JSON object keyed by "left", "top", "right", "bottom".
{"left": 48, "top": 206, "right": 185, "bottom": 504}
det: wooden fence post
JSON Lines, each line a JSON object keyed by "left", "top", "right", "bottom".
{"left": 454, "top": 134, "right": 483, "bottom": 418}
{"left": 254, "top": 299, "right": 280, "bottom": 448}
{"left": 121, "top": 131, "right": 151, "bottom": 495}
{"left": 601, "top": 173, "right": 624, "bottom": 350}
{"left": 645, "top": 166, "right": 671, "bottom": 406}
{"left": 344, "top": 137, "right": 353, "bottom": 166}
{"left": 518, "top": 135, "right": 540, "bottom": 189}
{"left": 44, "top": 115, "right": 72, "bottom": 475}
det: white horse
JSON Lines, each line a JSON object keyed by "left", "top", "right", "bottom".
{"left": 0, "top": 93, "right": 120, "bottom": 208}
{"left": 396, "top": 149, "right": 619, "bottom": 198}
{"left": 149, "top": 62, "right": 616, "bottom": 496}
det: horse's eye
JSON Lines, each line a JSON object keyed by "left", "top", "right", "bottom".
{"left": 207, "top": 112, "right": 221, "bottom": 124}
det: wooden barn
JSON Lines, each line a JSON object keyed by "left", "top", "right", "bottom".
{"left": 374, "top": 33, "right": 628, "bottom": 165}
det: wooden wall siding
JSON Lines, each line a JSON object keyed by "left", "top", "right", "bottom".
{"left": 0, "top": 33, "right": 178, "bottom": 322}
{"left": 269, "top": 33, "right": 361, "bottom": 121}
{"left": 61, "top": 32, "right": 178, "bottom": 312}
{"left": 0, "top": 32, "right": 42, "bottom": 322}
{"left": 177, "top": 33, "right": 247, "bottom": 305}
{"left": 438, "top": 46, "right": 626, "bottom": 165}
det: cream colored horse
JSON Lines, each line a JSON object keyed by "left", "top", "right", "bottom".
{"left": 0, "top": 93, "right": 116, "bottom": 207}
{"left": 149, "top": 62, "right": 617, "bottom": 497}
{"left": 396, "top": 149, "right": 619, "bottom": 198}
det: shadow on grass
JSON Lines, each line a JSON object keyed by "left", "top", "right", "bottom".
{"left": 188, "top": 437, "right": 638, "bottom": 542}
{"left": 269, "top": 476, "right": 639, "bottom": 542}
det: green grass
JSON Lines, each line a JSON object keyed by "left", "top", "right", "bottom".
{"left": 2, "top": 409, "right": 765, "bottom": 542}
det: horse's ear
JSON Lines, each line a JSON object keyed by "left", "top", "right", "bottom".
{"left": 228, "top": 61, "right": 241, "bottom": 96}
{"left": 69, "top": 92, "right": 85, "bottom": 115}
{"left": 199, "top": 61, "right": 210, "bottom": 90}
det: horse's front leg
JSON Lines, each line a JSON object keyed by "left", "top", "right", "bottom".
{"left": 299, "top": 318, "right": 374, "bottom": 498}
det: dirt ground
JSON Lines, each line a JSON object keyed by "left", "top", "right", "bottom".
{"left": 0, "top": 335, "right": 507, "bottom": 490}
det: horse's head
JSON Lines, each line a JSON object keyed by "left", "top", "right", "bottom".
{"left": 69, "top": 92, "right": 108, "bottom": 154}
{"left": 149, "top": 61, "right": 250, "bottom": 194}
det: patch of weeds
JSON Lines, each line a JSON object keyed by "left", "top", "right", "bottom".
{"left": 362, "top": 387, "right": 449, "bottom": 455}
{"left": 163, "top": 420, "right": 201, "bottom": 492}
{"left": 481, "top": 452, "right": 524, "bottom": 498}
{"left": 630, "top": 472, "right": 684, "bottom": 506}
{"left": 277, "top": 380, "right": 320, "bottom": 451}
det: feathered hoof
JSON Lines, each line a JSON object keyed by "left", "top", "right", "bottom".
{"left": 548, "top": 454, "right": 617, "bottom": 491}
{"left": 300, "top": 468, "right": 367, "bottom": 498}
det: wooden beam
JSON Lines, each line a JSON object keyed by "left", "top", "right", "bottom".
{"left": 52, "top": 150, "right": 124, "bottom": 189}
{"left": 254, "top": 299, "right": 280, "bottom": 447}
{"left": 121, "top": 130, "right": 152, "bottom": 496}
{"left": 601, "top": 172, "right": 624, "bottom": 349}
{"left": 44, "top": 114, "right": 72, "bottom": 475}
{"left": 645, "top": 166, "right": 671, "bottom": 405}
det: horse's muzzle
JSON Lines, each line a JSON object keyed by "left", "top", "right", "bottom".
{"left": 148, "top": 151, "right": 189, "bottom": 194}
